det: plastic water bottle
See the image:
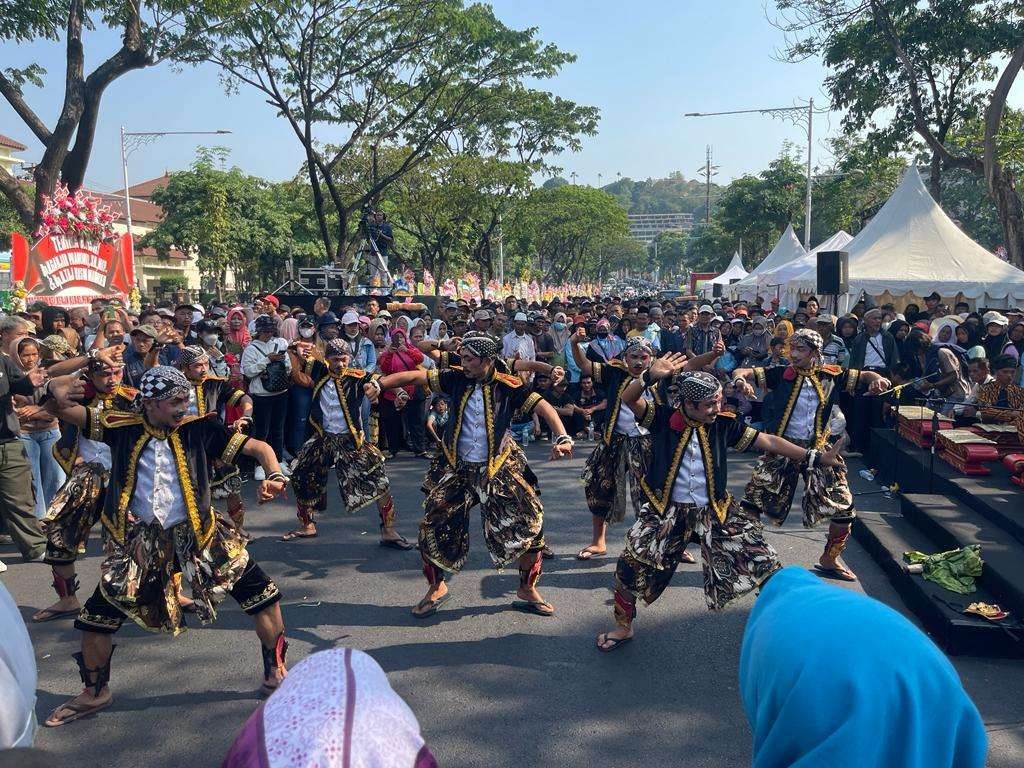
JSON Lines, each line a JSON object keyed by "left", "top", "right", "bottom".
{"left": 858, "top": 468, "right": 876, "bottom": 482}
{"left": 520, "top": 426, "right": 530, "bottom": 449}
{"left": 587, "top": 422, "right": 595, "bottom": 441}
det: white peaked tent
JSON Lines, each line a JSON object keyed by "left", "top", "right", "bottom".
{"left": 790, "top": 167, "right": 1024, "bottom": 306}
{"left": 729, "top": 224, "right": 807, "bottom": 297}
{"left": 756, "top": 230, "right": 854, "bottom": 291}
{"left": 705, "top": 252, "right": 748, "bottom": 291}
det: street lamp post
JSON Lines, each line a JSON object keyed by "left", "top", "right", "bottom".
{"left": 684, "top": 100, "right": 817, "bottom": 249}
{"left": 120, "top": 127, "right": 232, "bottom": 288}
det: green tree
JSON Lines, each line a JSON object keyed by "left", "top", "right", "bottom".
{"left": 0, "top": 189, "right": 31, "bottom": 250}
{"left": 775, "top": 0, "right": 1024, "bottom": 265}
{"left": 648, "top": 231, "right": 688, "bottom": 276}
{"left": 143, "top": 149, "right": 321, "bottom": 295}
{"left": 684, "top": 221, "right": 736, "bottom": 272}
{"left": 0, "top": 0, "right": 241, "bottom": 232}
{"left": 201, "top": 0, "right": 597, "bottom": 269}
{"left": 508, "top": 185, "right": 629, "bottom": 282}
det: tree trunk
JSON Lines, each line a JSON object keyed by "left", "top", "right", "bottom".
{"left": 929, "top": 150, "right": 942, "bottom": 204}
{"left": 990, "top": 172, "right": 1024, "bottom": 267}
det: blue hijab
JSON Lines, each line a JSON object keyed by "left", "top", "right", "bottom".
{"left": 739, "top": 567, "right": 986, "bottom": 768}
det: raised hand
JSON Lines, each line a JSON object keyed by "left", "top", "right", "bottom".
{"left": 649, "top": 352, "right": 688, "bottom": 381}
{"left": 95, "top": 343, "right": 125, "bottom": 368}
{"left": 26, "top": 366, "right": 49, "bottom": 388}
{"left": 47, "top": 374, "right": 86, "bottom": 406}
{"left": 733, "top": 377, "right": 756, "bottom": 399}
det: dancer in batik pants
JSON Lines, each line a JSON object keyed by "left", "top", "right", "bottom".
{"left": 283, "top": 339, "right": 412, "bottom": 550}
{"left": 43, "top": 366, "right": 290, "bottom": 726}
{"left": 732, "top": 329, "right": 890, "bottom": 581}
{"left": 368, "top": 332, "right": 573, "bottom": 618}
{"left": 596, "top": 364, "right": 841, "bottom": 651}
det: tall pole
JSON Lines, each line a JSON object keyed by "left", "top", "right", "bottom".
{"left": 497, "top": 214, "right": 505, "bottom": 286}
{"left": 705, "top": 145, "right": 712, "bottom": 225}
{"left": 120, "top": 125, "right": 138, "bottom": 288}
{"left": 804, "top": 98, "right": 813, "bottom": 249}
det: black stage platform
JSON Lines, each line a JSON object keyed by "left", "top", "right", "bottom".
{"left": 855, "top": 428, "right": 1024, "bottom": 657}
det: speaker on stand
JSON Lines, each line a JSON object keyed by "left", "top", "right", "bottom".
{"left": 817, "top": 250, "right": 849, "bottom": 315}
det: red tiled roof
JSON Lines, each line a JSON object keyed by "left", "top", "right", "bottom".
{"left": 0, "top": 133, "right": 27, "bottom": 151}
{"left": 127, "top": 172, "right": 171, "bottom": 199}
{"left": 93, "top": 192, "right": 164, "bottom": 225}
{"left": 137, "top": 246, "right": 187, "bottom": 260}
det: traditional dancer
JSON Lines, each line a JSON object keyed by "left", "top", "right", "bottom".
{"left": 282, "top": 340, "right": 412, "bottom": 549}
{"left": 570, "top": 329, "right": 722, "bottom": 561}
{"left": 177, "top": 345, "right": 254, "bottom": 529}
{"left": 367, "top": 332, "right": 573, "bottom": 618}
{"left": 731, "top": 328, "right": 890, "bottom": 581}
{"left": 596, "top": 364, "right": 841, "bottom": 652}
{"left": 31, "top": 358, "right": 137, "bottom": 623}
{"left": 43, "top": 366, "right": 290, "bottom": 726}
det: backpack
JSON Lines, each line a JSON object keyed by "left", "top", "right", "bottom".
{"left": 254, "top": 345, "right": 290, "bottom": 393}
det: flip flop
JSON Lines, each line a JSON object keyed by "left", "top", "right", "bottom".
{"left": 576, "top": 548, "right": 607, "bottom": 561}
{"left": 44, "top": 695, "right": 113, "bottom": 727}
{"left": 379, "top": 537, "right": 415, "bottom": 551}
{"left": 680, "top": 551, "right": 696, "bottom": 564}
{"left": 596, "top": 633, "right": 633, "bottom": 653}
{"left": 32, "top": 607, "right": 80, "bottom": 623}
{"left": 281, "top": 530, "right": 318, "bottom": 542}
{"left": 412, "top": 592, "right": 451, "bottom": 619}
{"left": 512, "top": 599, "right": 555, "bottom": 617}
{"left": 813, "top": 563, "right": 858, "bottom": 582}
{"left": 542, "top": 545, "right": 555, "bottom": 559}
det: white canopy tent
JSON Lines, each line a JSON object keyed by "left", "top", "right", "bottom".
{"left": 728, "top": 224, "right": 807, "bottom": 299}
{"left": 703, "top": 252, "right": 748, "bottom": 296}
{"left": 754, "top": 230, "right": 854, "bottom": 308}
{"left": 789, "top": 167, "right": 1024, "bottom": 309}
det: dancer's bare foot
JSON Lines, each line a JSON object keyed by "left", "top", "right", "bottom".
{"left": 576, "top": 544, "right": 606, "bottom": 560}
{"left": 815, "top": 554, "right": 857, "bottom": 581}
{"left": 379, "top": 526, "right": 415, "bottom": 550}
{"left": 281, "top": 523, "right": 317, "bottom": 541}
{"left": 412, "top": 582, "right": 449, "bottom": 617}
{"left": 32, "top": 596, "right": 81, "bottom": 622}
{"left": 261, "top": 663, "right": 287, "bottom": 695}
{"left": 45, "top": 687, "right": 113, "bottom": 726}
{"left": 514, "top": 584, "right": 554, "bottom": 616}
{"left": 596, "top": 625, "right": 634, "bottom": 652}
{"left": 680, "top": 549, "right": 696, "bottom": 564}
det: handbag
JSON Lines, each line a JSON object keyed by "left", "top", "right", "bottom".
{"left": 255, "top": 345, "right": 290, "bottom": 393}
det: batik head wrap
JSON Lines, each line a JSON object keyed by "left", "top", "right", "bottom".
{"left": 623, "top": 335, "right": 654, "bottom": 355}
{"left": 138, "top": 365, "right": 191, "bottom": 402}
{"left": 325, "top": 338, "right": 349, "bottom": 358}
{"left": 459, "top": 331, "right": 500, "bottom": 359}
{"left": 666, "top": 370, "right": 722, "bottom": 410}
{"left": 740, "top": 566, "right": 986, "bottom": 768}
{"left": 790, "top": 328, "right": 823, "bottom": 351}
{"left": 177, "top": 345, "right": 209, "bottom": 368}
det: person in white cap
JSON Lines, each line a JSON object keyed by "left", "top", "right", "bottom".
{"left": 684, "top": 304, "right": 722, "bottom": 363}
{"left": 502, "top": 311, "right": 536, "bottom": 363}
{"left": 981, "top": 311, "right": 1010, "bottom": 360}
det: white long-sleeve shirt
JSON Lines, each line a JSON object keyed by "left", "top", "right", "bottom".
{"left": 240, "top": 337, "right": 292, "bottom": 397}
{"left": 502, "top": 331, "right": 536, "bottom": 361}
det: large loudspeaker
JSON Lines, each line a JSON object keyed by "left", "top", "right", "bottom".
{"left": 816, "top": 250, "right": 849, "bottom": 294}
{"left": 712, "top": 282, "right": 723, "bottom": 298}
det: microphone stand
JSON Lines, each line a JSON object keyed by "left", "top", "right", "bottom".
{"left": 924, "top": 388, "right": 944, "bottom": 494}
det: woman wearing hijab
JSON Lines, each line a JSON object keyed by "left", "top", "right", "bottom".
{"left": 547, "top": 312, "right": 572, "bottom": 368}
{"left": 223, "top": 647, "right": 438, "bottom": 768}
{"left": 224, "top": 307, "right": 252, "bottom": 356}
{"left": 836, "top": 315, "right": 859, "bottom": 354}
{"left": 0, "top": 582, "right": 37, "bottom": 747}
{"left": 426, "top": 319, "right": 449, "bottom": 342}
{"left": 981, "top": 312, "right": 1010, "bottom": 360}
{"left": 1001, "top": 321, "right": 1024, "bottom": 361}
{"left": 41, "top": 306, "right": 80, "bottom": 353}
{"left": 740, "top": 566, "right": 986, "bottom": 768}
{"left": 11, "top": 336, "right": 65, "bottom": 518}
{"left": 773, "top": 318, "right": 793, "bottom": 358}
{"left": 277, "top": 316, "right": 300, "bottom": 344}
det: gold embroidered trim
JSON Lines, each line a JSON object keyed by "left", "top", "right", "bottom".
{"left": 845, "top": 368, "right": 861, "bottom": 394}
{"left": 736, "top": 425, "right": 759, "bottom": 452}
{"left": 638, "top": 399, "right": 656, "bottom": 430}
{"left": 169, "top": 431, "right": 214, "bottom": 548}
{"left": 753, "top": 367, "right": 766, "bottom": 390}
{"left": 194, "top": 382, "right": 207, "bottom": 416}
{"left": 104, "top": 433, "right": 148, "bottom": 544}
{"left": 227, "top": 389, "right": 245, "bottom": 407}
{"left": 520, "top": 392, "right": 542, "bottom": 416}
{"left": 443, "top": 386, "right": 473, "bottom": 467}
{"left": 427, "top": 368, "right": 443, "bottom": 394}
{"left": 592, "top": 361, "right": 604, "bottom": 384}
{"left": 221, "top": 432, "right": 248, "bottom": 464}
{"left": 239, "top": 582, "right": 280, "bottom": 612}
{"left": 76, "top": 611, "right": 121, "bottom": 630}
{"left": 776, "top": 371, "right": 827, "bottom": 444}
{"left": 86, "top": 406, "right": 104, "bottom": 441}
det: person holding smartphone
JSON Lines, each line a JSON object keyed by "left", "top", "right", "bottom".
{"left": 240, "top": 316, "right": 292, "bottom": 479}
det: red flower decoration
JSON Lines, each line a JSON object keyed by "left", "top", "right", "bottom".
{"left": 783, "top": 365, "right": 798, "bottom": 381}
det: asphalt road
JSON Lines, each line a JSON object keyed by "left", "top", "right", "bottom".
{"left": 3, "top": 445, "right": 1022, "bottom": 767}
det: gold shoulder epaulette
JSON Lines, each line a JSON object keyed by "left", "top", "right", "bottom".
{"left": 606, "top": 359, "right": 628, "bottom": 371}
{"left": 821, "top": 364, "right": 842, "bottom": 376}
{"left": 100, "top": 410, "right": 143, "bottom": 428}
{"left": 341, "top": 367, "right": 366, "bottom": 378}
{"left": 493, "top": 372, "right": 523, "bottom": 388}
{"left": 115, "top": 385, "right": 139, "bottom": 399}
{"left": 717, "top": 411, "right": 737, "bottom": 419}
{"left": 203, "top": 374, "right": 228, "bottom": 382}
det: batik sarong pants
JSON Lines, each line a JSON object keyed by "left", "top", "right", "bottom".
{"left": 291, "top": 432, "right": 391, "bottom": 526}
{"left": 42, "top": 461, "right": 108, "bottom": 565}
{"left": 419, "top": 445, "right": 545, "bottom": 576}
{"left": 741, "top": 437, "right": 854, "bottom": 528}
{"left": 580, "top": 432, "right": 650, "bottom": 523}
{"left": 74, "top": 514, "right": 279, "bottom": 636}
{"left": 614, "top": 498, "right": 781, "bottom": 615}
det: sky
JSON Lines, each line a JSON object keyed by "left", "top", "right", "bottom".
{"left": 3, "top": 1, "right": 848, "bottom": 194}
